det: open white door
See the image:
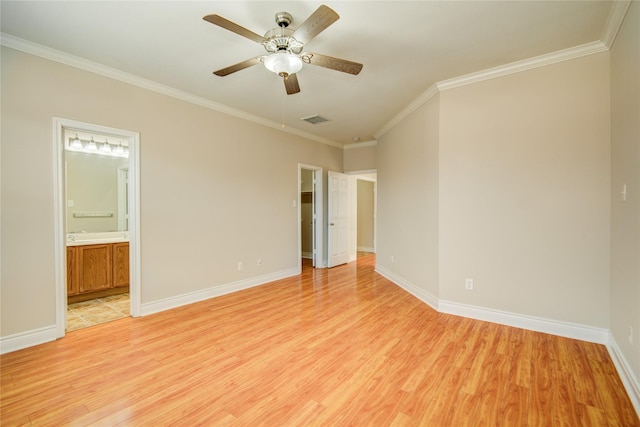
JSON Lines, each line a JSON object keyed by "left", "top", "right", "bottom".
{"left": 311, "top": 175, "right": 317, "bottom": 267}
{"left": 328, "top": 171, "right": 350, "bottom": 267}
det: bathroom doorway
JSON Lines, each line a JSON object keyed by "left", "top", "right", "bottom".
{"left": 54, "top": 118, "right": 140, "bottom": 337}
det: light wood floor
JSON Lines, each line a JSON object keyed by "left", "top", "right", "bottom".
{"left": 1, "top": 254, "right": 638, "bottom": 426}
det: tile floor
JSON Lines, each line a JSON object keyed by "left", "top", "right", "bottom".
{"left": 66, "top": 293, "right": 130, "bottom": 332}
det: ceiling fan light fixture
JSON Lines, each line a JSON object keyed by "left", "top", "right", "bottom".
{"left": 263, "top": 51, "right": 303, "bottom": 76}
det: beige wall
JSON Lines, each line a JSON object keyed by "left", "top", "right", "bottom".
{"left": 377, "top": 94, "right": 440, "bottom": 298}
{"left": 439, "top": 52, "right": 610, "bottom": 326}
{"left": 357, "top": 180, "right": 375, "bottom": 251}
{"left": 344, "top": 143, "right": 376, "bottom": 173}
{"left": 610, "top": 0, "right": 640, "bottom": 384}
{"left": 378, "top": 51, "right": 611, "bottom": 328}
{"left": 0, "top": 47, "right": 342, "bottom": 337}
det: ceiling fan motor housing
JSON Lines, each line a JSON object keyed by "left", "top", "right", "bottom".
{"left": 275, "top": 11, "right": 293, "bottom": 28}
{"left": 263, "top": 27, "right": 303, "bottom": 54}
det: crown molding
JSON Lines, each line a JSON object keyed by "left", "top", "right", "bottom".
{"left": 375, "top": 38, "right": 609, "bottom": 140}
{"left": 343, "top": 140, "right": 377, "bottom": 150}
{"left": 436, "top": 40, "right": 608, "bottom": 92}
{"left": 374, "top": 84, "right": 439, "bottom": 140}
{"left": 0, "top": 33, "right": 342, "bottom": 149}
{"left": 601, "top": 0, "right": 632, "bottom": 49}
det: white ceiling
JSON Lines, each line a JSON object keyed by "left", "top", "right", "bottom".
{"left": 0, "top": 1, "right": 617, "bottom": 146}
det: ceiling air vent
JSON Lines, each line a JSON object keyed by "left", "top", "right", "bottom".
{"left": 301, "top": 115, "right": 329, "bottom": 124}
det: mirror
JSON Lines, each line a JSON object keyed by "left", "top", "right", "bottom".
{"left": 64, "top": 129, "right": 129, "bottom": 233}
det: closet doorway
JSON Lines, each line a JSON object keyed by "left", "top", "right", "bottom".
{"left": 299, "top": 164, "right": 323, "bottom": 269}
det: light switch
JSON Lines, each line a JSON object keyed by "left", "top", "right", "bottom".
{"left": 622, "top": 184, "right": 627, "bottom": 202}
{"left": 293, "top": 200, "right": 297, "bottom": 208}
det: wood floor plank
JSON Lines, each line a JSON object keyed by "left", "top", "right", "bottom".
{"left": 528, "top": 331, "right": 553, "bottom": 426}
{"left": 1, "top": 254, "right": 638, "bottom": 426}
{"left": 473, "top": 352, "right": 511, "bottom": 426}
{"left": 397, "top": 340, "right": 459, "bottom": 421}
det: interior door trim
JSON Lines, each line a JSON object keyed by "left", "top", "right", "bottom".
{"left": 53, "top": 118, "right": 141, "bottom": 338}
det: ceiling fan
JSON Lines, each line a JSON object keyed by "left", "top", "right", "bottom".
{"left": 203, "top": 5, "right": 363, "bottom": 95}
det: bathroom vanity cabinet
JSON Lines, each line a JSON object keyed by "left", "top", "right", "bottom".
{"left": 112, "top": 242, "right": 130, "bottom": 288}
{"left": 67, "top": 242, "right": 129, "bottom": 303}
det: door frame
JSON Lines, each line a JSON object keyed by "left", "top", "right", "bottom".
{"left": 355, "top": 174, "right": 377, "bottom": 254}
{"left": 298, "top": 164, "right": 324, "bottom": 269}
{"left": 53, "top": 118, "right": 141, "bottom": 338}
{"left": 117, "top": 167, "right": 129, "bottom": 232}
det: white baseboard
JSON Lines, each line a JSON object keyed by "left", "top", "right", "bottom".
{"left": 439, "top": 299, "right": 609, "bottom": 344}
{"left": 376, "top": 263, "right": 640, "bottom": 418}
{"left": 140, "top": 267, "right": 300, "bottom": 316}
{"left": 0, "top": 267, "right": 300, "bottom": 354}
{"left": 302, "top": 252, "right": 313, "bottom": 259}
{"left": 377, "top": 264, "right": 608, "bottom": 343}
{"left": 375, "top": 265, "right": 439, "bottom": 310}
{"left": 357, "top": 246, "right": 375, "bottom": 253}
{"left": 0, "top": 325, "right": 58, "bottom": 355}
{"left": 607, "top": 335, "right": 640, "bottom": 416}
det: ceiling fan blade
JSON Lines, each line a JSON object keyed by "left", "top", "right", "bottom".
{"left": 203, "top": 14, "right": 266, "bottom": 44}
{"left": 283, "top": 73, "right": 301, "bottom": 95}
{"left": 292, "top": 5, "right": 339, "bottom": 45}
{"left": 214, "top": 57, "right": 263, "bottom": 76}
{"left": 301, "top": 52, "right": 363, "bottom": 75}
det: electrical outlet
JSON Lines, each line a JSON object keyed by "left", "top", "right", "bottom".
{"left": 465, "top": 278, "right": 474, "bottom": 290}
{"left": 391, "top": 255, "right": 395, "bottom": 263}
{"left": 257, "top": 258, "right": 262, "bottom": 267}
{"left": 629, "top": 326, "right": 633, "bottom": 345}
{"left": 237, "top": 261, "right": 243, "bottom": 271}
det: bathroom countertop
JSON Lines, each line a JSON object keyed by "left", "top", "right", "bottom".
{"left": 66, "top": 232, "right": 129, "bottom": 246}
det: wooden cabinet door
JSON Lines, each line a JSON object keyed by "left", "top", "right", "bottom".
{"left": 78, "top": 244, "right": 112, "bottom": 293}
{"left": 112, "top": 242, "right": 130, "bottom": 288}
{"left": 67, "top": 247, "right": 79, "bottom": 296}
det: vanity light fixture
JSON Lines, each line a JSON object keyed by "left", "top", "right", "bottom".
{"left": 71, "top": 134, "right": 83, "bottom": 149}
{"left": 66, "top": 135, "right": 129, "bottom": 158}
{"left": 114, "top": 141, "right": 125, "bottom": 156}
{"left": 87, "top": 137, "right": 98, "bottom": 152}
{"left": 100, "top": 139, "right": 112, "bottom": 154}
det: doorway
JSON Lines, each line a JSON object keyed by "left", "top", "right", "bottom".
{"left": 298, "top": 164, "right": 323, "bottom": 269}
{"left": 54, "top": 118, "right": 140, "bottom": 337}
{"left": 356, "top": 175, "right": 376, "bottom": 255}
